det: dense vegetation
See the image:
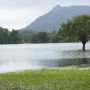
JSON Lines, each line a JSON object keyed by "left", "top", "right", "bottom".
{"left": 58, "top": 15, "right": 90, "bottom": 51}
{"left": 0, "top": 26, "right": 74, "bottom": 44}
{"left": 19, "top": 30, "right": 74, "bottom": 43}
{"left": 0, "top": 27, "right": 23, "bottom": 44}
{"left": 0, "top": 68, "right": 90, "bottom": 90}
{"left": 0, "top": 14, "right": 90, "bottom": 45}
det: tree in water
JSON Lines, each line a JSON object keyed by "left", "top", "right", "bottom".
{"left": 58, "top": 15, "right": 90, "bottom": 51}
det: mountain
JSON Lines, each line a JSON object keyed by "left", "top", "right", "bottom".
{"left": 23, "top": 5, "right": 90, "bottom": 33}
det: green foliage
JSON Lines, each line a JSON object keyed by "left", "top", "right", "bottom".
{"left": 58, "top": 15, "right": 90, "bottom": 41}
{"left": 20, "top": 30, "right": 75, "bottom": 43}
{"left": 19, "top": 30, "right": 37, "bottom": 43}
{"left": 0, "top": 27, "right": 9, "bottom": 44}
{"left": 50, "top": 32, "right": 75, "bottom": 43}
{"left": 31, "top": 34, "right": 38, "bottom": 43}
{"left": 19, "top": 29, "right": 75, "bottom": 43}
{"left": 58, "top": 14, "right": 90, "bottom": 50}
{"left": 37, "top": 32, "right": 50, "bottom": 43}
{"left": 9, "top": 30, "right": 22, "bottom": 44}
{"left": 31, "top": 32, "right": 50, "bottom": 43}
{"left": 0, "top": 27, "right": 23, "bottom": 44}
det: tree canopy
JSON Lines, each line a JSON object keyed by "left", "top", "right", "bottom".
{"left": 0, "top": 27, "right": 23, "bottom": 44}
{"left": 0, "top": 27, "right": 9, "bottom": 44}
{"left": 58, "top": 15, "right": 90, "bottom": 51}
{"left": 9, "top": 30, "right": 22, "bottom": 44}
{"left": 31, "top": 32, "right": 50, "bottom": 43}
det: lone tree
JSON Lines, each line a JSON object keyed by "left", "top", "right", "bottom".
{"left": 58, "top": 15, "right": 90, "bottom": 51}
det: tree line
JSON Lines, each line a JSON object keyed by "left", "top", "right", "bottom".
{"left": 19, "top": 30, "right": 74, "bottom": 43}
{"left": 0, "top": 27, "right": 71, "bottom": 44}
{"left": 0, "top": 14, "right": 90, "bottom": 51}
{"left": 0, "top": 27, "right": 23, "bottom": 44}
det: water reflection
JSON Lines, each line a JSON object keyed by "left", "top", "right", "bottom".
{"left": 62, "top": 50, "right": 90, "bottom": 59}
{"left": 0, "top": 43, "right": 90, "bottom": 73}
{"left": 57, "top": 58, "right": 90, "bottom": 66}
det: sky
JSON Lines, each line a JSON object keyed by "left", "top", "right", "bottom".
{"left": 0, "top": 0, "right": 90, "bottom": 30}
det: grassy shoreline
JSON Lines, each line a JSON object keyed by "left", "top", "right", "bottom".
{"left": 0, "top": 67, "right": 90, "bottom": 90}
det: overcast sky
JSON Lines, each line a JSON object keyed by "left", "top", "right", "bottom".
{"left": 0, "top": 0, "right": 90, "bottom": 30}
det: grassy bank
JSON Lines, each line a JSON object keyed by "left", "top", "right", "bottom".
{"left": 0, "top": 68, "right": 90, "bottom": 90}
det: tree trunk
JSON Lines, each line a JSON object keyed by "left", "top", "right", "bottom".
{"left": 82, "top": 43, "right": 85, "bottom": 51}
{"left": 81, "top": 34, "right": 88, "bottom": 51}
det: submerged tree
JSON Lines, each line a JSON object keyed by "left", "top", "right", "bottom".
{"left": 58, "top": 15, "right": 90, "bottom": 51}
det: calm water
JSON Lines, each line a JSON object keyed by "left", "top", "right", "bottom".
{"left": 0, "top": 43, "right": 90, "bottom": 73}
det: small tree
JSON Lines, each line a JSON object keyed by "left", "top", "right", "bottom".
{"left": 58, "top": 15, "right": 90, "bottom": 51}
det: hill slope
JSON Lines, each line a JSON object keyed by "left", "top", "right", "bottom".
{"left": 24, "top": 5, "right": 90, "bottom": 32}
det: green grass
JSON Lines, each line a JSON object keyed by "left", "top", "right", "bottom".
{"left": 0, "top": 68, "right": 90, "bottom": 90}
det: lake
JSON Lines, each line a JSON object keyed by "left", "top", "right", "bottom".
{"left": 0, "top": 43, "right": 90, "bottom": 73}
